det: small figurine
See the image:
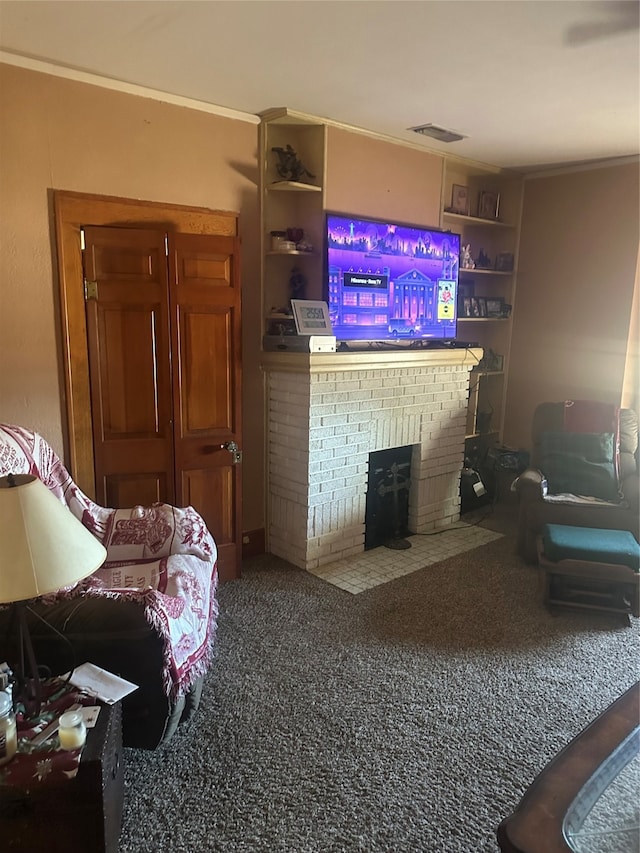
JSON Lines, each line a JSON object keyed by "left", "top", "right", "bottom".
{"left": 271, "top": 145, "right": 316, "bottom": 182}
{"left": 461, "top": 244, "right": 475, "bottom": 270}
{"left": 289, "top": 266, "right": 307, "bottom": 300}
{"left": 476, "top": 248, "right": 492, "bottom": 269}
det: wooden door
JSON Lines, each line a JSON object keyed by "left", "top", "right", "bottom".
{"left": 169, "top": 233, "right": 243, "bottom": 581}
{"left": 83, "top": 226, "right": 175, "bottom": 508}
{"left": 83, "top": 225, "right": 243, "bottom": 581}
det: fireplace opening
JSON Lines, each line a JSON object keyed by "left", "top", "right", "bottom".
{"left": 365, "top": 446, "right": 412, "bottom": 550}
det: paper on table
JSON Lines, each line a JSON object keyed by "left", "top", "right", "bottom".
{"left": 65, "top": 662, "right": 139, "bottom": 704}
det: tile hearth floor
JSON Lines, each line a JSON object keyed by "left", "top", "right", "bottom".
{"left": 307, "top": 518, "right": 504, "bottom": 594}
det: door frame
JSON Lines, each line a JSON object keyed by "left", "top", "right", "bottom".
{"left": 54, "top": 190, "right": 238, "bottom": 499}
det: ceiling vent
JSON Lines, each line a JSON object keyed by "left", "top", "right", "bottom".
{"left": 408, "top": 124, "right": 467, "bottom": 143}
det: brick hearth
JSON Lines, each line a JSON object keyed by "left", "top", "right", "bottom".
{"left": 262, "top": 348, "right": 482, "bottom": 570}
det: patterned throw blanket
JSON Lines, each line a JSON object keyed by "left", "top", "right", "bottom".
{"left": 0, "top": 424, "right": 218, "bottom": 701}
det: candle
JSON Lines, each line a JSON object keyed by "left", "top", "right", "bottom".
{"left": 58, "top": 710, "right": 87, "bottom": 750}
{"left": 0, "top": 692, "right": 17, "bottom": 765}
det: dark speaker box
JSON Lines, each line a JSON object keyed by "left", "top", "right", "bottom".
{"left": 0, "top": 701, "right": 124, "bottom": 852}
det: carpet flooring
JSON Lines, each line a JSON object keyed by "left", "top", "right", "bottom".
{"left": 119, "top": 526, "right": 639, "bottom": 853}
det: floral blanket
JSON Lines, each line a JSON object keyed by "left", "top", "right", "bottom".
{"left": 0, "top": 424, "right": 218, "bottom": 701}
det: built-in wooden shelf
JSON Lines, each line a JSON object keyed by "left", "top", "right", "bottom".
{"left": 443, "top": 211, "right": 515, "bottom": 228}
{"left": 460, "top": 268, "right": 514, "bottom": 276}
{"left": 265, "top": 250, "right": 317, "bottom": 257}
{"left": 268, "top": 181, "right": 322, "bottom": 192}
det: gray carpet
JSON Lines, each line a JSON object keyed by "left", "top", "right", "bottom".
{"left": 118, "top": 533, "right": 639, "bottom": 853}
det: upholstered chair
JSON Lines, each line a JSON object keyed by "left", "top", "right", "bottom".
{"left": 0, "top": 424, "right": 219, "bottom": 748}
{"left": 515, "top": 403, "right": 639, "bottom": 564}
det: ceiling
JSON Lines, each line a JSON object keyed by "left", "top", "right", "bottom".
{"left": 1, "top": 0, "right": 638, "bottom": 172}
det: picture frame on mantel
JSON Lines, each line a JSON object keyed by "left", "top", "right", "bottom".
{"left": 478, "top": 190, "right": 500, "bottom": 220}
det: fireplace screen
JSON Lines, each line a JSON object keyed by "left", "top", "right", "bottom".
{"left": 365, "top": 446, "right": 412, "bottom": 550}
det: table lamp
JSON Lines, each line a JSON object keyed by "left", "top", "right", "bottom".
{"left": 0, "top": 473, "right": 107, "bottom": 717}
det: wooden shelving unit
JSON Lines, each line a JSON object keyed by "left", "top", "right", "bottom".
{"left": 258, "top": 109, "right": 524, "bottom": 457}
{"left": 441, "top": 161, "right": 524, "bottom": 453}
{"left": 259, "top": 109, "right": 327, "bottom": 338}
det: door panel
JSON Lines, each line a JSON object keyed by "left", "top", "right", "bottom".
{"left": 181, "top": 310, "right": 232, "bottom": 432}
{"left": 98, "top": 305, "right": 162, "bottom": 434}
{"left": 105, "top": 473, "right": 167, "bottom": 509}
{"left": 83, "top": 226, "right": 175, "bottom": 507}
{"left": 169, "top": 233, "right": 242, "bottom": 581}
{"left": 181, "top": 467, "right": 235, "bottom": 545}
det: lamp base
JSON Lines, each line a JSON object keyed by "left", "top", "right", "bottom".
{"left": 7, "top": 601, "right": 42, "bottom": 718}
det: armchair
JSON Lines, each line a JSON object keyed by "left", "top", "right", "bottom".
{"left": 515, "top": 402, "right": 639, "bottom": 563}
{"left": 0, "top": 424, "right": 218, "bottom": 748}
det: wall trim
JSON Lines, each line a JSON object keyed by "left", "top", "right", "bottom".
{"left": 0, "top": 51, "right": 260, "bottom": 124}
{"left": 524, "top": 155, "right": 639, "bottom": 181}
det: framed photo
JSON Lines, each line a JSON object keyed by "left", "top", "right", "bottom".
{"left": 290, "top": 299, "right": 333, "bottom": 335}
{"left": 450, "top": 184, "right": 470, "bottom": 216}
{"left": 478, "top": 190, "right": 500, "bottom": 220}
{"left": 477, "top": 297, "right": 488, "bottom": 318}
{"left": 470, "top": 297, "right": 481, "bottom": 318}
{"left": 496, "top": 252, "right": 514, "bottom": 272}
{"left": 485, "top": 297, "right": 505, "bottom": 318}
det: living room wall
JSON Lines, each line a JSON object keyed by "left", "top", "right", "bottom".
{"left": 0, "top": 61, "right": 264, "bottom": 529}
{"left": 504, "top": 161, "right": 639, "bottom": 448}
{"left": 326, "top": 126, "right": 442, "bottom": 226}
{"left": 2, "top": 59, "right": 638, "bottom": 542}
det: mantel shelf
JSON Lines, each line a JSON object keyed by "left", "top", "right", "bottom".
{"left": 262, "top": 347, "right": 484, "bottom": 374}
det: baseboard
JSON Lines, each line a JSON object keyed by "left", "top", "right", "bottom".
{"left": 242, "top": 528, "right": 266, "bottom": 559}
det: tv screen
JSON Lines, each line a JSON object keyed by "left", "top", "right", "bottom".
{"left": 325, "top": 213, "right": 460, "bottom": 345}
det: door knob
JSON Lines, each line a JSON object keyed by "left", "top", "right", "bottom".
{"left": 223, "top": 441, "right": 242, "bottom": 464}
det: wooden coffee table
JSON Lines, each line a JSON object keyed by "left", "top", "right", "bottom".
{"left": 497, "top": 681, "right": 640, "bottom": 852}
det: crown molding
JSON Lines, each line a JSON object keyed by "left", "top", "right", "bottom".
{"left": 0, "top": 51, "right": 259, "bottom": 125}
{"left": 524, "top": 154, "right": 639, "bottom": 180}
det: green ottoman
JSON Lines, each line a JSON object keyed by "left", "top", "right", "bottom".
{"left": 538, "top": 524, "right": 640, "bottom": 617}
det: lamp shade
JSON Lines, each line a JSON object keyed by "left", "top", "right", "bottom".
{"left": 0, "top": 474, "right": 107, "bottom": 603}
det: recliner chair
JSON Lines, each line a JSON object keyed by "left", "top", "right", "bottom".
{"left": 0, "top": 424, "right": 219, "bottom": 748}
{"left": 515, "top": 402, "right": 639, "bottom": 564}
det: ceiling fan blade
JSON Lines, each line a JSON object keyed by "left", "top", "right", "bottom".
{"left": 565, "top": 20, "right": 639, "bottom": 45}
{"left": 564, "top": 1, "right": 639, "bottom": 45}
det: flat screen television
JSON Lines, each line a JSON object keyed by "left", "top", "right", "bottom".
{"left": 325, "top": 213, "right": 460, "bottom": 346}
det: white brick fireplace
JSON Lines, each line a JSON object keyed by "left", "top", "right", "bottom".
{"left": 262, "top": 348, "right": 482, "bottom": 570}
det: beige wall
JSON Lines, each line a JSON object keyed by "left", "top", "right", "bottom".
{"left": 0, "top": 62, "right": 264, "bottom": 529}
{"left": 504, "top": 162, "right": 639, "bottom": 449}
{"left": 326, "top": 126, "right": 443, "bottom": 227}
{"left": 3, "top": 60, "right": 637, "bottom": 538}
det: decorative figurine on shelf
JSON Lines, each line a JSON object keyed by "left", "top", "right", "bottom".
{"left": 476, "top": 248, "right": 492, "bottom": 269}
{"left": 296, "top": 236, "right": 314, "bottom": 253}
{"left": 461, "top": 244, "right": 475, "bottom": 269}
{"left": 286, "top": 227, "right": 304, "bottom": 245}
{"left": 271, "top": 145, "right": 316, "bottom": 182}
{"left": 289, "top": 266, "right": 307, "bottom": 300}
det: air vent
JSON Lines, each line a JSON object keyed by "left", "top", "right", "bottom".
{"left": 408, "top": 124, "right": 467, "bottom": 143}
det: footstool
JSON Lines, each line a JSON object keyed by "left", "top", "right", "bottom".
{"left": 537, "top": 524, "right": 640, "bottom": 617}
